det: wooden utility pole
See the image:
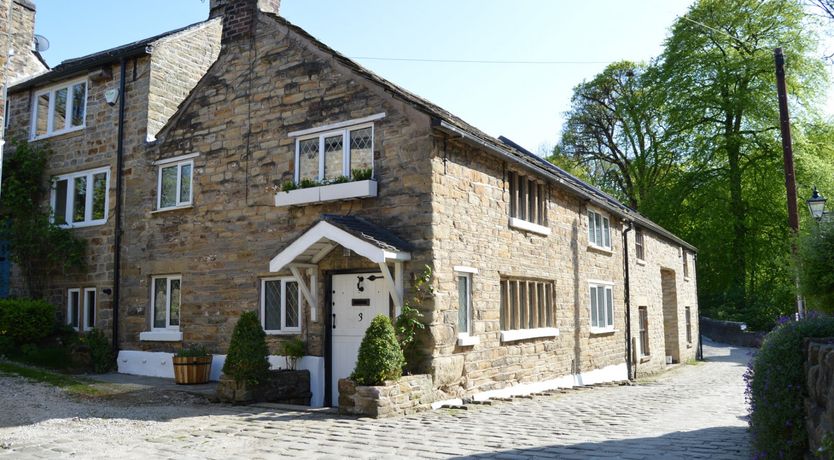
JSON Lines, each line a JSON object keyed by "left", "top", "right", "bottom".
{"left": 774, "top": 47, "right": 805, "bottom": 319}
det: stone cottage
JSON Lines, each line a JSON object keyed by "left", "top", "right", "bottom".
{"left": 8, "top": 0, "right": 698, "bottom": 408}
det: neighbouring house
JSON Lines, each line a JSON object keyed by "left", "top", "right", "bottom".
{"left": 5, "top": 9, "right": 222, "bottom": 329}
{"left": 6, "top": 0, "right": 698, "bottom": 408}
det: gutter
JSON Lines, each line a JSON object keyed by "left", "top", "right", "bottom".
{"left": 111, "top": 58, "right": 127, "bottom": 356}
{"left": 432, "top": 118, "right": 697, "bottom": 253}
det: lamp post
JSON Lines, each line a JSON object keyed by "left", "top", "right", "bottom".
{"left": 807, "top": 186, "right": 828, "bottom": 222}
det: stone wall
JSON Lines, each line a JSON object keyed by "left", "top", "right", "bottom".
{"left": 338, "top": 375, "right": 438, "bottom": 418}
{"left": 700, "top": 316, "right": 763, "bottom": 348}
{"left": 805, "top": 338, "right": 834, "bottom": 454}
{"left": 216, "top": 369, "right": 311, "bottom": 405}
{"left": 626, "top": 230, "right": 699, "bottom": 375}
{"left": 147, "top": 20, "right": 222, "bottom": 140}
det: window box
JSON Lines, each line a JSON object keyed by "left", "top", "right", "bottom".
{"left": 275, "top": 186, "right": 320, "bottom": 207}
{"left": 274, "top": 180, "right": 377, "bottom": 207}
{"left": 319, "top": 179, "right": 377, "bottom": 202}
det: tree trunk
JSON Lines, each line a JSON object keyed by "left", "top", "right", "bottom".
{"left": 726, "top": 119, "right": 747, "bottom": 312}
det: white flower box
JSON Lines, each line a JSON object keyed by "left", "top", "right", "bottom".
{"left": 275, "top": 187, "right": 320, "bottom": 207}
{"left": 319, "top": 180, "right": 378, "bottom": 202}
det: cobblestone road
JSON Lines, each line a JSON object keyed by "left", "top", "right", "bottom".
{"left": 0, "top": 341, "right": 750, "bottom": 459}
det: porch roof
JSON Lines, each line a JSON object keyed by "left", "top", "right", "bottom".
{"left": 269, "top": 215, "right": 413, "bottom": 272}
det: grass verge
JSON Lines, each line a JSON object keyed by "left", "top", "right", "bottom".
{"left": 0, "top": 361, "right": 104, "bottom": 396}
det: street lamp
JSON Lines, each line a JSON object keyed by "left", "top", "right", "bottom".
{"left": 807, "top": 186, "right": 827, "bottom": 221}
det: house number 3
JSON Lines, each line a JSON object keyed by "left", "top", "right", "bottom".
{"left": 358, "top": 313, "right": 364, "bottom": 322}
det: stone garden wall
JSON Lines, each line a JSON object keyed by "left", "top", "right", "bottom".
{"left": 805, "top": 338, "right": 834, "bottom": 454}
{"left": 338, "top": 375, "right": 439, "bottom": 418}
{"left": 700, "top": 317, "right": 764, "bottom": 348}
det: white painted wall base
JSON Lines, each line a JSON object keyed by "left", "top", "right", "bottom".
{"left": 470, "top": 363, "right": 628, "bottom": 402}
{"left": 116, "top": 350, "right": 325, "bottom": 407}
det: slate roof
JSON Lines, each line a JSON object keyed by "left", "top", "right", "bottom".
{"left": 10, "top": 19, "right": 215, "bottom": 92}
{"left": 321, "top": 215, "right": 414, "bottom": 253}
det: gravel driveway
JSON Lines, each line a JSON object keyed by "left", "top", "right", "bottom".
{"left": 0, "top": 341, "right": 750, "bottom": 459}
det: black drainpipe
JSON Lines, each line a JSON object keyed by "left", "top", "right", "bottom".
{"left": 622, "top": 220, "right": 634, "bottom": 381}
{"left": 111, "top": 58, "right": 127, "bottom": 356}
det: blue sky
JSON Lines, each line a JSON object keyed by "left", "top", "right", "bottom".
{"left": 33, "top": 1, "right": 713, "bottom": 152}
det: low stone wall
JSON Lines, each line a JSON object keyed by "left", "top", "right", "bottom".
{"left": 217, "top": 369, "right": 311, "bottom": 405}
{"left": 700, "top": 316, "right": 765, "bottom": 348}
{"left": 338, "top": 374, "right": 439, "bottom": 418}
{"left": 805, "top": 338, "right": 834, "bottom": 455}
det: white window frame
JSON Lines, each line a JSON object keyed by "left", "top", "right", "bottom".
{"left": 83, "top": 287, "right": 96, "bottom": 331}
{"left": 683, "top": 250, "right": 690, "bottom": 279}
{"left": 588, "top": 210, "right": 611, "bottom": 250}
{"left": 456, "top": 271, "right": 473, "bottom": 336}
{"left": 50, "top": 166, "right": 110, "bottom": 228}
{"left": 293, "top": 122, "right": 375, "bottom": 183}
{"left": 156, "top": 158, "right": 194, "bottom": 211}
{"left": 150, "top": 275, "right": 181, "bottom": 331}
{"left": 589, "top": 281, "right": 615, "bottom": 333}
{"left": 638, "top": 306, "right": 649, "bottom": 357}
{"left": 30, "top": 77, "right": 88, "bottom": 140}
{"left": 260, "top": 277, "right": 302, "bottom": 335}
{"left": 67, "top": 288, "right": 81, "bottom": 331}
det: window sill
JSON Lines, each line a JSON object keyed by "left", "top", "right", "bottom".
{"left": 58, "top": 219, "right": 108, "bottom": 229}
{"left": 640, "top": 355, "right": 651, "bottom": 363}
{"left": 500, "top": 327, "right": 559, "bottom": 343}
{"left": 457, "top": 334, "right": 480, "bottom": 347}
{"left": 139, "top": 330, "right": 182, "bottom": 342}
{"left": 508, "top": 218, "right": 551, "bottom": 236}
{"left": 152, "top": 204, "right": 193, "bottom": 214}
{"left": 590, "top": 327, "right": 617, "bottom": 335}
{"left": 684, "top": 277, "right": 691, "bottom": 282}
{"left": 587, "top": 244, "right": 613, "bottom": 255}
{"left": 265, "top": 330, "right": 302, "bottom": 336}
{"left": 636, "top": 258, "right": 646, "bottom": 266}
{"left": 30, "top": 125, "right": 85, "bottom": 142}
{"left": 274, "top": 179, "right": 377, "bottom": 207}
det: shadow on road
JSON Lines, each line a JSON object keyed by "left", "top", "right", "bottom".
{"left": 450, "top": 426, "right": 750, "bottom": 459}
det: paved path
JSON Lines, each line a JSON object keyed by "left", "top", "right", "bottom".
{"left": 0, "top": 341, "right": 750, "bottom": 459}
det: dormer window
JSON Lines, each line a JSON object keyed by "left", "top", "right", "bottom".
{"left": 32, "top": 78, "right": 87, "bottom": 139}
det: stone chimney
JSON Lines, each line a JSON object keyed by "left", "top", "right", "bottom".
{"left": 4, "top": 0, "right": 47, "bottom": 82}
{"left": 209, "top": 0, "right": 280, "bottom": 42}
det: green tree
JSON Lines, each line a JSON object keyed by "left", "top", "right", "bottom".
{"left": 0, "top": 140, "right": 85, "bottom": 298}
{"left": 557, "top": 61, "right": 698, "bottom": 216}
{"left": 660, "top": 0, "right": 826, "bottom": 325}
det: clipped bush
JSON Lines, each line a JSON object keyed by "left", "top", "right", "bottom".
{"left": 222, "top": 311, "right": 270, "bottom": 384}
{"left": 351, "top": 315, "right": 404, "bottom": 385}
{"left": 0, "top": 298, "right": 55, "bottom": 344}
{"left": 747, "top": 314, "right": 834, "bottom": 458}
{"left": 82, "top": 329, "right": 114, "bottom": 374}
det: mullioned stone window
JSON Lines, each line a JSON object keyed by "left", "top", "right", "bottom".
{"left": 499, "top": 278, "right": 555, "bottom": 331}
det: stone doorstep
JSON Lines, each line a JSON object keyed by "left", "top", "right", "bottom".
{"left": 249, "top": 402, "right": 338, "bottom": 414}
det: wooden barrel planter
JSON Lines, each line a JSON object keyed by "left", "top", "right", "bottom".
{"left": 173, "top": 356, "right": 212, "bottom": 384}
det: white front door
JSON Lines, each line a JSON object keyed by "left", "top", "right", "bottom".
{"left": 331, "top": 272, "right": 390, "bottom": 406}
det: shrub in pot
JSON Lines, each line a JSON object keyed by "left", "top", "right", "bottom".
{"left": 174, "top": 344, "right": 212, "bottom": 385}
{"left": 280, "top": 337, "right": 305, "bottom": 370}
{"left": 350, "top": 315, "right": 404, "bottom": 385}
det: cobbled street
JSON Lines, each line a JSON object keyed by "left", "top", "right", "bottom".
{"left": 0, "top": 341, "right": 750, "bottom": 459}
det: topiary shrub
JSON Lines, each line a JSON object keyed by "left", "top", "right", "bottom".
{"left": 222, "top": 311, "right": 270, "bottom": 384}
{"left": 0, "top": 298, "right": 55, "bottom": 344}
{"left": 351, "top": 315, "right": 404, "bottom": 386}
{"left": 746, "top": 314, "right": 834, "bottom": 458}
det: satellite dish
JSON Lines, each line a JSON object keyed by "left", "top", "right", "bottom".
{"left": 33, "top": 35, "right": 49, "bottom": 53}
